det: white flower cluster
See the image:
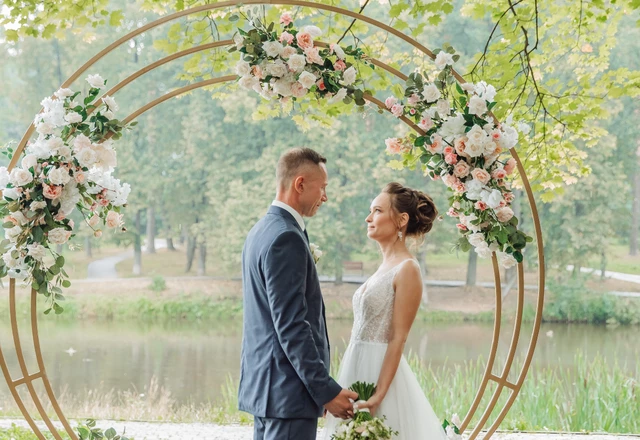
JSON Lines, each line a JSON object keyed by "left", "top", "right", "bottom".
{"left": 0, "top": 74, "right": 130, "bottom": 284}
{"left": 332, "top": 415, "right": 397, "bottom": 440}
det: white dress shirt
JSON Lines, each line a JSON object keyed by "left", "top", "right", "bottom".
{"left": 271, "top": 200, "right": 305, "bottom": 232}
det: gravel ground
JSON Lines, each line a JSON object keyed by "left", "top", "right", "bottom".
{"left": 0, "top": 419, "right": 638, "bottom": 440}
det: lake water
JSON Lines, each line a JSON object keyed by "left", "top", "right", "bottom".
{"left": 0, "top": 318, "right": 638, "bottom": 406}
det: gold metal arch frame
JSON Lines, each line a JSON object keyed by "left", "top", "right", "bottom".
{"left": 1, "top": 2, "right": 545, "bottom": 439}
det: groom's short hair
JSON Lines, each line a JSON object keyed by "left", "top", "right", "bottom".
{"left": 276, "top": 148, "right": 327, "bottom": 190}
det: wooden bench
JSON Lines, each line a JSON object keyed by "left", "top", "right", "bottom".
{"left": 342, "top": 261, "right": 364, "bottom": 276}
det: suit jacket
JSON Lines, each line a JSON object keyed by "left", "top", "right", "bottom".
{"left": 238, "top": 205, "right": 342, "bottom": 418}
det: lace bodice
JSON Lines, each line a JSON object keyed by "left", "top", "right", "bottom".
{"left": 350, "top": 259, "right": 416, "bottom": 343}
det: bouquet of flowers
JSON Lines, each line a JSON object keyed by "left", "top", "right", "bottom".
{"left": 331, "top": 381, "right": 398, "bottom": 440}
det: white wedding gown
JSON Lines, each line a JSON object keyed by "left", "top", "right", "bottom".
{"left": 321, "top": 259, "right": 448, "bottom": 440}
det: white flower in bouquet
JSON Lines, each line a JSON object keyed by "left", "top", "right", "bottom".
{"left": 298, "top": 71, "right": 317, "bottom": 89}
{"left": 95, "top": 145, "right": 118, "bottom": 171}
{"left": 76, "top": 148, "right": 98, "bottom": 168}
{"left": 46, "top": 136, "right": 65, "bottom": 152}
{"left": 439, "top": 114, "right": 465, "bottom": 139}
{"left": 73, "top": 134, "right": 92, "bottom": 150}
{"left": 461, "top": 82, "right": 476, "bottom": 93}
{"left": 475, "top": 81, "right": 497, "bottom": 102}
{"left": 465, "top": 179, "right": 484, "bottom": 201}
{"left": 48, "top": 167, "right": 71, "bottom": 186}
{"left": 302, "top": 25, "right": 322, "bottom": 37}
{"left": 446, "top": 425, "right": 462, "bottom": 440}
{"left": 281, "top": 45, "right": 298, "bottom": 59}
{"left": 238, "top": 75, "right": 260, "bottom": 91}
{"left": 437, "top": 98, "right": 451, "bottom": 116}
{"left": 309, "top": 243, "right": 323, "bottom": 263}
{"left": 287, "top": 54, "right": 307, "bottom": 72}
{"left": 30, "top": 201, "right": 47, "bottom": 211}
{"left": 54, "top": 88, "right": 74, "bottom": 99}
{"left": 59, "top": 182, "right": 81, "bottom": 216}
{"left": 495, "top": 206, "right": 515, "bottom": 223}
{"left": 86, "top": 74, "right": 105, "bottom": 89}
{"left": 35, "top": 121, "right": 55, "bottom": 136}
{"left": 2, "top": 250, "right": 23, "bottom": 269}
{"left": 422, "top": 84, "right": 441, "bottom": 102}
{"left": 5, "top": 225, "right": 23, "bottom": 243}
{"left": 0, "top": 167, "right": 10, "bottom": 189}
{"left": 265, "top": 59, "right": 288, "bottom": 78}
{"left": 10, "top": 168, "right": 34, "bottom": 187}
{"left": 102, "top": 95, "right": 119, "bottom": 112}
{"left": 21, "top": 154, "right": 38, "bottom": 172}
{"left": 467, "top": 232, "right": 486, "bottom": 248}
{"left": 47, "top": 228, "right": 72, "bottom": 245}
{"left": 235, "top": 60, "right": 251, "bottom": 76}
{"left": 64, "top": 111, "right": 83, "bottom": 124}
{"left": 233, "top": 33, "right": 244, "bottom": 50}
{"left": 328, "top": 88, "right": 348, "bottom": 104}
{"left": 500, "top": 125, "right": 519, "bottom": 149}
{"left": 468, "top": 95, "right": 487, "bottom": 117}
{"left": 26, "top": 243, "right": 47, "bottom": 262}
{"left": 499, "top": 252, "right": 518, "bottom": 268}
{"left": 6, "top": 211, "right": 28, "bottom": 226}
{"left": 3, "top": 187, "right": 20, "bottom": 201}
{"left": 474, "top": 241, "right": 493, "bottom": 258}
{"left": 482, "top": 189, "right": 503, "bottom": 209}
{"left": 273, "top": 78, "right": 295, "bottom": 97}
{"left": 451, "top": 414, "right": 462, "bottom": 428}
{"left": 262, "top": 40, "right": 284, "bottom": 58}
{"left": 435, "top": 51, "right": 455, "bottom": 70}
{"left": 330, "top": 43, "right": 346, "bottom": 60}
{"left": 341, "top": 66, "right": 357, "bottom": 86}
{"left": 106, "top": 210, "right": 124, "bottom": 229}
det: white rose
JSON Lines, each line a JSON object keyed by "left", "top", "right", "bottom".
{"left": 501, "top": 125, "right": 519, "bottom": 149}
{"left": 73, "top": 134, "right": 92, "bottom": 150}
{"left": 273, "top": 79, "right": 294, "bottom": 97}
{"left": 88, "top": 214, "right": 101, "bottom": 227}
{"left": 435, "top": 51, "right": 455, "bottom": 70}
{"left": 483, "top": 189, "right": 504, "bottom": 209}
{"left": 437, "top": 99, "right": 451, "bottom": 116}
{"left": 0, "top": 167, "right": 9, "bottom": 188}
{"left": 467, "top": 233, "right": 486, "bottom": 247}
{"left": 96, "top": 147, "right": 117, "bottom": 170}
{"left": 468, "top": 96, "right": 488, "bottom": 117}
{"left": 54, "top": 88, "right": 74, "bottom": 99}
{"left": 281, "top": 46, "right": 298, "bottom": 59}
{"left": 5, "top": 225, "right": 22, "bottom": 242}
{"left": 475, "top": 81, "right": 497, "bottom": 102}
{"left": 9, "top": 211, "right": 28, "bottom": 225}
{"left": 36, "top": 122, "right": 55, "bottom": 136}
{"left": 64, "top": 112, "right": 83, "bottom": 124}
{"left": 461, "top": 83, "right": 475, "bottom": 93}
{"left": 27, "top": 243, "right": 47, "bottom": 261}
{"left": 47, "top": 136, "right": 65, "bottom": 152}
{"left": 238, "top": 75, "right": 260, "bottom": 91}
{"left": 341, "top": 66, "right": 357, "bottom": 86}
{"left": 331, "top": 43, "right": 346, "bottom": 60}
{"left": 21, "top": 154, "right": 38, "bottom": 171}
{"left": 10, "top": 168, "right": 34, "bottom": 187}
{"left": 57, "top": 146, "right": 72, "bottom": 160}
{"left": 47, "top": 227, "right": 71, "bottom": 245}
{"left": 422, "top": 84, "right": 441, "bottom": 102}
{"left": 262, "top": 41, "right": 284, "bottom": 58}
{"left": 75, "top": 148, "right": 98, "bottom": 168}
{"left": 30, "top": 201, "right": 47, "bottom": 210}
{"left": 48, "top": 167, "right": 71, "bottom": 185}
{"left": 298, "top": 71, "right": 317, "bottom": 89}
{"left": 265, "top": 60, "right": 288, "bottom": 78}
{"left": 451, "top": 414, "right": 462, "bottom": 428}
{"left": 86, "top": 74, "right": 105, "bottom": 89}
{"left": 328, "top": 88, "right": 348, "bottom": 104}
{"left": 103, "top": 110, "right": 115, "bottom": 120}
{"left": 499, "top": 252, "right": 518, "bottom": 268}
{"left": 465, "top": 179, "right": 485, "bottom": 201}
{"left": 302, "top": 25, "right": 322, "bottom": 37}
{"left": 439, "top": 114, "right": 466, "bottom": 139}
{"left": 474, "top": 242, "right": 493, "bottom": 259}
{"left": 2, "top": 250, "right": 21, "bottom": 269}
{"left": 3, "top": 187, "right": 19, "bottom": 201}
{"left": 233, "top": 33, "right": 244, "bottom": 50}
{"left": 235, "top": 60, "right": 251, "bottom": 76}
{"left": 287, "top": 54, "right": 307, "bottom": 72}
{"left": 102, "top": 95, "right": 118, "bottom": 112}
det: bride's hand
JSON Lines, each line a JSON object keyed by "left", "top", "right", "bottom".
{"left": 355, "top": 394, "right": 383, "bottom": 417}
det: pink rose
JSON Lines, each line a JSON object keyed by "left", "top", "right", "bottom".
{"left": 291, "top": 82, "right": 307, "bottom": 98}
{"left": 447, "top": 207, "right": 459, "bottom": 217}
{"left": 504, "top": 158, "right": 517, "bottom": 175}
{"left": 499, "top": 200, "right": 508, "bottom": 208}
{"left": 491, "top": 168, "right": 507, "bottom": 180}
{"left": 390, "top": 104, "right": 404, "bottom": 118}
{"left": 409, "top": 108, "right": 416, "bottom": 115}
{"left": 385, "top": 97, "right": 397, "bottom": 109}
{"left": 442, "top": 174, "right": 458, "bottom": 188}
{"left": 456, "top": 223, "right": 468, "bottom": 231}
{"left": 491, "top": 130, "right": 501, "bottom": 141}
{"left": 334, "top": 60, "right": 347, "bottom": 71}
{"left": 304, "top": 46, "right": 323, "bottom": 65}
{"left": 99, "top": 198, "right": 110, "bottom": 207}
{"left": 280, "top": 32, "right": 294, "bottom": 45}
{"left": 296, "top": 32, "right": 313, "bottom": 49}
{"left": 280, "top": 13, "right": 293, "bottom": 26}
{"left": 408, "top": 94, "right": 420, "bottom": 105}
{"left": 385, "top": 138, "right": 404, "bottom": 155}
{"left": 428, "top": 135, "right": 444, "bottom": 154}
{"left": 419, "top": 117, "right": 434, "bottom": 131}
{"left": 453, "top": 181, "right": 466, "bottom": 194}
{"left": 251, "top": 65, "right": 264, "bottom": 79}
{"left": 471, "top": 168, "right": 491, "bottom": 185}
{"left": 54, "top": 212, "right": 66, "bottom": 221}
{"left": 496, "top": 207, "right": 514, "bottom": 223}
{"left": 88, "top": 214, "right": 100, "bottom": 227}
{"left": 504, "top": 192, "right": 515, "bottom": 203}
{"left": 445, "top": 153, "right": 458, "bottom": 165}
{"left": 443, "top": 146, "right": 455, "bottom": 155}
{"left": 317, "top": 79, "right": 326, "bottom": 91}
{"left": 474, "top": 201, "right": 488, "bottom": 211}
{"left": 453, "top": 160, "right": 471, "bottom": 178}
{"left": 43, "top": 183, "right": 62, "bottom": 200}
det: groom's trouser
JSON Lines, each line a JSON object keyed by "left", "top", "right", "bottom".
{"left": 253, "top": 416, "right": 317, "bottom": 440}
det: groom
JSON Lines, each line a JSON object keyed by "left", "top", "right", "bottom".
{"left": 239, "top": 148, "right": 358, "bottom": 440}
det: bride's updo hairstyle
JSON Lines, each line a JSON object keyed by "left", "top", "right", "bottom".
{"left": 383, "top": 182, "right": 438, "bottom": 239}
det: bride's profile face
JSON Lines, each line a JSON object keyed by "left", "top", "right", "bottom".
{"left": 365, "top": 193, "right": 397, "bottom": 241}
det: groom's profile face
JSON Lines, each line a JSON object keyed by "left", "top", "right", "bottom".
{"left": 299, "top": 163, "right": 328, "bottom": 217}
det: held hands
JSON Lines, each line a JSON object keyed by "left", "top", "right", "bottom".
{"left": 325, "top": 388, "right": 359, "bottom": 419}
{"left": 353, "top": 393, "right": 383, "bottom": 417}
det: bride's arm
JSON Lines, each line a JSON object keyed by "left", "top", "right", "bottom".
{"left": 358, "top": 261, "right": 423, "bottom": 416}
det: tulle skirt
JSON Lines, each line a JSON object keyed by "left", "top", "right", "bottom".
{"left": 321, "top": 340, "right": 448, "bottom": 440}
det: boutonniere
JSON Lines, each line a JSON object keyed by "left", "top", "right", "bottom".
{"left": 309, "top": 243, "right": 323, "bottom": 264}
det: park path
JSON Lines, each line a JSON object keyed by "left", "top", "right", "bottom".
{"left": 86, "top": 239, "right": 166, "bottom": 279}
{"left": 0, "top": 419, "right": 637, "bottom": 440}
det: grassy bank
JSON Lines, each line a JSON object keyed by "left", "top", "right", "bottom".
{"left": 1, "top": 352, "right": 636, "bottom": 434}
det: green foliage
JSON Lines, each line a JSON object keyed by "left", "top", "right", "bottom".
{"left": 76, "top": 419, "right": 130, "bottom": 440}
{"left": 149, "top": 275, "right": 167, "bottom": 292}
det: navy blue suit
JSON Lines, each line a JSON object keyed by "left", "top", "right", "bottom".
{"left": 239, "top": 205, "right": 342, "bottom": 439}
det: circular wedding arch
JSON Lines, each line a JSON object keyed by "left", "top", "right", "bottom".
{"left": 0, "top": 2, "right": 545, "bottom": 439}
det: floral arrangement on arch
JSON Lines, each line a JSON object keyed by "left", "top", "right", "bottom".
{"left": 0, "top": 74, "right": 132, "bottom": 314}
{"left": 383, "top": 44, "right": 533, "bottom": 268}
{"left": 230, "top": 12, "right": 373, "bottom": 106}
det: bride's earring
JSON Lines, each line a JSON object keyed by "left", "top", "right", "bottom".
{"left": 397, "top": 230, "right": 403, "bottom": 241}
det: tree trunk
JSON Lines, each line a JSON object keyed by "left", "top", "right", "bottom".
{"left": 146, "top": 206, "right": 156, "bottom": 253}
{"left": 334, "top": 243, "right": 343, "bottom": 285}
{"left": 631, "top": 171, "right": 639, "bottom": 256}
{"left": 133, "top": 210, "right": 142, "bottom": 275}
{"left": 166, "top": 237, "right": 176, "bottom": 251}
{"left": 600, "top": 249, "right": 607, "bottom": 280}
{"left": 197, "top": 241, "right": 206, "bottom": 276}
{"left": 466, "top": 250, "right": 477, "bottom": 287}
{"left": 185, "top": 235, "right": 196, "bottom": 273}
{"left": 84, "top": 236, "right": 92, "bottom": 258}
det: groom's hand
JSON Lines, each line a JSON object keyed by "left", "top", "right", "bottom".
{"left": 325, "top": 388, "right": 358, "bottom": 419}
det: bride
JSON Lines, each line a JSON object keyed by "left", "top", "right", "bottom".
{"left": 322, "top": 182, "right": 447, "bottom": 440}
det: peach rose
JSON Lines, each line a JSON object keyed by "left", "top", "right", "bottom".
{"left": 74, "top": 171, "right": 85, "bottom": 183}
{"left": 304, "top": 47, "right": 323, "bottom": 65}
{"left": 88, "top": 214, "right": 100, "bottom": 227}
{"left": 442, "top": 174, "right": 458, "bottom": 188}
{"left": 317, "top": 79, "right": 326, "bottom": 91}
{"left": 54, "top": 212, "right": 66, "bottom": 221}
{"left": 474, "top": 201, "right": 488, "bottom": 211}
{"left": 334, "top": 60, "right": 346, "bottom": 71}
{"left": 280, "top": 32, "right": 294, "bottom": 45}
{"left": 456, "top": 223, "right": 468, "bottom": 231}
{"left": 491, "top": 168, "right": 507, "bottom": 180}
{"left": 99, "top": 198, "right": 110, "bottom": 207}
{"left": 280, "top": 13, "right": 293, "bottom": 26}
{"left": 443, "top": 146, "right": 455, "bottom": 155}
{"left": 504, "top": 192, "right": 515, "bottom": 203}
{"left": 471, "top": 168, "right": 491, "bottom": 185}
{"left": 291, "top": 82, "right": 307, "bottom": 98}
{"left": 296, "top": 32, "right": 313, "bottom": 49}
{"left": 504, "top": 158, "right": 517, "bottom": 175}
{"left": 454, "top": 136, "right": 470, "bottom": 158}
{"left": 496, "top": 207, "right": 514, "bottom": 223}
{"left": 94, "top": 230, "right": 103, "bottom": 238}
{"left": 419, "top": 117, "right": 434, "bottom": 131}
{"left": 42, "top": 183, "right": 62, "bottom": 200}
{"left": 445, "top": 153, "right": 458, "bottom": 165}
{"left": 106, "top": 211, "right": 123, "bottom": 229}
{"left": 385, "top": 138, "right": 404, "bottom": 154}
{"left": 453, "top": 181, "right": 466, "bottom": 194}
{"left": 251, "top": 65, "right": 264, "bottom": 79}
{"left": 447, "top": 207, "right": 459, "bottom": 217}
{"left": 453, "top": 161, "right": 471, "bottom": 178}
